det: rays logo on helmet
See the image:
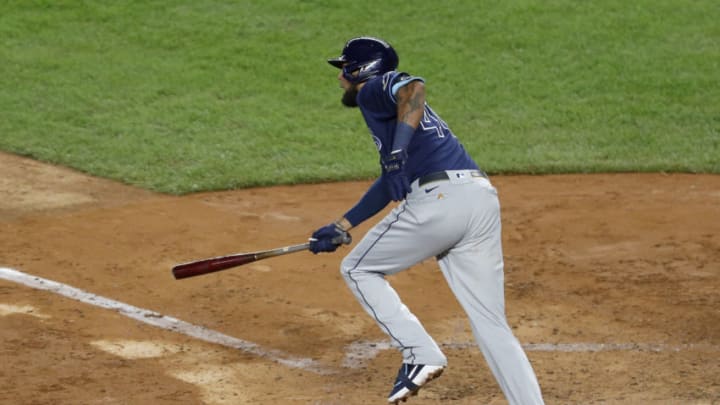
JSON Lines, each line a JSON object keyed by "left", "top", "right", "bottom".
{"left": 360, "top": 59, "right": 381, "bottom": 74}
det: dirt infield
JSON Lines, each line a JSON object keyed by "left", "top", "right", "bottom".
{"left": 1, "top": 151, "right": 719, "bottom": 404}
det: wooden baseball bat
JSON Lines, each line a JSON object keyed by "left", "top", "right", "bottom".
{"left": 172, "top": 234, "right": 351, "bottom": 280}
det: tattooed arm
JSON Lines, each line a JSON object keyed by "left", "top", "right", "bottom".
{"left": 389, "top": 80, "right": 425, "bottom": 157}
{"left": 377, "top": 79, "right": 425, "bottom": 201}
{"left": 395, "top": 80, "right": 426, "bottom": 134}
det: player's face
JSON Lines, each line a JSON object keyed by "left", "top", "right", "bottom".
{"left": 338, "top": 68, "right": 360, "bottom": 108}
{"left": 337, "top": 69, "right": 352, "bottom": 90}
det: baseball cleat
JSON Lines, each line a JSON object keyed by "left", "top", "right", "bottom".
{"left": 387, "top": 363, "right": 445, "bottom": 404}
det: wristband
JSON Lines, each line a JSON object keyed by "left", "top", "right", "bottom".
{"left": 391, "top": 121, "right": 415, "bottom": 153}
{"left": 334, "top": 217, "right": 353, "bottom": 232}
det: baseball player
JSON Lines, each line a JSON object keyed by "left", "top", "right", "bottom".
{"left": 309, "top": 37, "right": 544, "bottom": 404}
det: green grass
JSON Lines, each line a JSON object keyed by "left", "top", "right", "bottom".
{"left": 1, "top": 0, "right": 718, "bottom": 194}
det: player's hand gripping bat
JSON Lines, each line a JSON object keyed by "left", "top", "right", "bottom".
{"left": 172, "top": 233, "right": 351, "bottom": 280}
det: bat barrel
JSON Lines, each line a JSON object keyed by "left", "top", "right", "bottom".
{"left": 171, "top": 242, "right": 313, "bottom": 280}
{"left": 172, "top": 255, "right": 255, "bottom": 279}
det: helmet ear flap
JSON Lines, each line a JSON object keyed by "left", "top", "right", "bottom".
{"left": 340, "top": 61, "right": 361, "bottom": 82}
{"left": 342, "top": 68, "right": 358, "bottom": 83}
{"left": 342, "top": 58, "right": 382, "bottom": 83}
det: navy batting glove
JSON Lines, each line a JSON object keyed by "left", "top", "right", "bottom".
{"left": 309, "top": 223, "right": 351, "bottom": 254}
{"left": 382, "top": 150, "right": 411, "bottom": 201}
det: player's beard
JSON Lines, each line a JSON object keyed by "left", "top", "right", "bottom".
{"left": 341, "top": 85, "right": 359, "bottom": 108}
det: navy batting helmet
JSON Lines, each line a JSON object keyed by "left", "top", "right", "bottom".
{"left": 328, "top": 37, "right": 399, "bottom": 84}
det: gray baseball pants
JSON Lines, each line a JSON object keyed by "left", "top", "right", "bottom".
{"left": 340, "top": 171, "right": 544, "bottom": 405}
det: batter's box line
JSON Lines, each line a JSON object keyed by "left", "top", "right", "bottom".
{"left": 0, "top": 267, "right": 332, "bottom": 375}
{"left": 342, "top": 339, "right": 720, "bottom": 368}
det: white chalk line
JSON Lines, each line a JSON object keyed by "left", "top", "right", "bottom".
{"left": 342, "top": 340, "right": 720, "bottom": 367}
{"left": 0, "top": 267, "right": 331, "bottom": 375}
{"left": 3, "top": 267, "right": 717, "bottom": 372}
{"left": 444, "top": 341, "right": 720, "bottom": 352}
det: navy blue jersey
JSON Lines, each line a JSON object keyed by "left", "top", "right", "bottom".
{"left": 356, "top": 71, "right": 480, "bottom": 181}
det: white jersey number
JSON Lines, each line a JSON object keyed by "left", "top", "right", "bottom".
{"left": 420, "top": 105, "right": 451, "bottom": 138}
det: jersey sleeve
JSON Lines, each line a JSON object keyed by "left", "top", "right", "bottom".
{"left": 388, "top": 72, "right": 425, "bottom": 103}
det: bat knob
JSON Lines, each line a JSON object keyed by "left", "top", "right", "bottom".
{"left": 341, "top": 232, "right": 352, "bottom": 245}
{"left": 327, "top": 231, "right": 352, "bottom": 246}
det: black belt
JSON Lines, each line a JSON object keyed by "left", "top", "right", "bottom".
{"left": 417, "top": 170, "right": 488, "bottom": 187}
